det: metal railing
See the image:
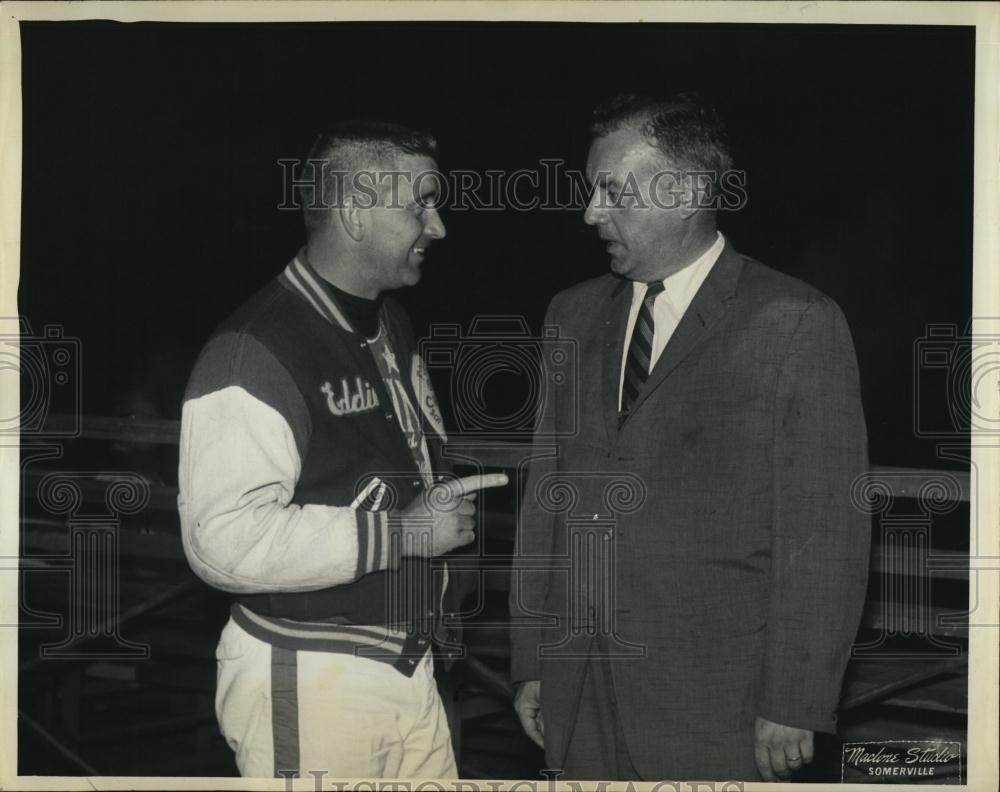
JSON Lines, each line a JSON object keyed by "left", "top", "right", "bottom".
{"left": 28, "top": 413, "right": 973, "bottom": 497}
{"left": 18, "top": 414, "right": 971, "bottom": 761}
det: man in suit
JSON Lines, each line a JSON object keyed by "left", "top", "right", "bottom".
{"left": 510, "top": 94, "right": 870, "bottom": 782}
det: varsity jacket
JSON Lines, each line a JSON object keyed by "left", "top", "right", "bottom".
{"left": 178, "top": 253, "right": 458, "bottom": 676}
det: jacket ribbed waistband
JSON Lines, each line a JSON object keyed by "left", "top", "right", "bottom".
{"left": 231, "top": 603, "right": 431, "bottom": 677}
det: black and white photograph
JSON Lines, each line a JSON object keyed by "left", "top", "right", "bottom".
{"left": 1, "top": 2, "right": 997, "bottom": 789}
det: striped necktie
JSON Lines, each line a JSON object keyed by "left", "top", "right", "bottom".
{"left": 620, "top": 281, "right": 665, "bottom": 423}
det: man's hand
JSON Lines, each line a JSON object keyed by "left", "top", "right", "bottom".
{"left": 399, "top": 473, "right": 509, "bottom": 556}
{"left": 754, "top": 716, "right": 814, "bottom": 781}
{"left": 513, "top": 679, "right": 545, "bottom": 749}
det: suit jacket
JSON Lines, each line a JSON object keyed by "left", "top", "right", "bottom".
{"left": 509, "top": 241, "right": 870, "bottom": 780}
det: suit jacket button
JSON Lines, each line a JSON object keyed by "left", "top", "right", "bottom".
{"left": 385, "top": 413, "right": 394, "bottom": 421}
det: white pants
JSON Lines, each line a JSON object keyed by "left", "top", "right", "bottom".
{"left": 215, "top": 617, "right": 457, "bottom": 778}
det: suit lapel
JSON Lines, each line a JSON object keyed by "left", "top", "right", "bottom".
{"left": 622, "top": 243, "right": 745, "bottom": 424}
{"left": 600, "top": 278, "right": 634, "bottom": 442}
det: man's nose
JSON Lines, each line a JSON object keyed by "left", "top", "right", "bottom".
{"left": 424, "top": 208, "right": 446, "bottom": 240}
{"left": 583, "top": 193, "right": 604, "bottom": 226}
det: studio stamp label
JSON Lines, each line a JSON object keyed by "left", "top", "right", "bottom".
{"left": 841, "top": 740, "right": 962, "bottom": 783}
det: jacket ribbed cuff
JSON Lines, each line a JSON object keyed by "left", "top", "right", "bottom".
{"left": 354, "top": 510, "right": 402, "bottom": 576}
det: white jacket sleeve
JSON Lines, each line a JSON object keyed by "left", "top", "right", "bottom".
{"left": 178, "top": 384, "right": 398, "bottom": 594}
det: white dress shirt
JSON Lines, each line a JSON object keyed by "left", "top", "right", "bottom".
{"left": 618, "top": 232, "right": 726, "bottom": 409}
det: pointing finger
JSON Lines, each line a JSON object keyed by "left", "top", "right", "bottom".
{"left": 443, "top": 473, "right": 509, "bottom": 498}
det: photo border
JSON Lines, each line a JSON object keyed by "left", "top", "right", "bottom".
{"left": 1, "top": 2, "right": 997, "bottom": 790}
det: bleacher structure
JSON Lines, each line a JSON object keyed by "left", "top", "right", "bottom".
{"left": 16, "top": 415, "right": 968, "bottom": 781}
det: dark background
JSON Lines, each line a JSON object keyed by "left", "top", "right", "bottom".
{"left": 19, "top": 21, "right": 975, "bottom": 468}
{"left": 14, "top": 21, "right": 976, "bottom": 779}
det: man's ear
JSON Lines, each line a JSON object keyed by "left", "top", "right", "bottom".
{"left": 677, "top": 191, "right": 698, "bottom": 220}
{"left": 677, "top": 171, "right": 712, "bottom": 220}
{"left": 338, "top": 196, "right": 365, "bottom": 242}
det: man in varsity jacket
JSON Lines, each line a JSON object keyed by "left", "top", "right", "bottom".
{"left": 178, "top": 121, "right": 507, "bottom": 779}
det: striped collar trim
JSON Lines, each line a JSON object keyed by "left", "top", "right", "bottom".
{"left": 281, "top": 252, "right": 354, "bottom": 333}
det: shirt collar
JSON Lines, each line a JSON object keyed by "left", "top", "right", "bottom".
{"left": 632, "top": 231, "right": 725, "bottom": 305}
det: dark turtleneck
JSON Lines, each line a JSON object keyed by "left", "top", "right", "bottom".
{"left": 325, "top": 282, "right": 383, "bottom": 339}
